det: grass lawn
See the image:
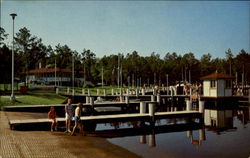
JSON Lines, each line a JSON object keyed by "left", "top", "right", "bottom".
{"left": 0, "top": 92, "right": 67, "bottom": 107}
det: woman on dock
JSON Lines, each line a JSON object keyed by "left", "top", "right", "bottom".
{"left": 65, "top": 98, "right": 74, "bottom": 133}
{"left": 48, "top": 106, "right": 58, "bottom": 132}
{"left": 71, "top": 103, "right": 84, "bottom": 136}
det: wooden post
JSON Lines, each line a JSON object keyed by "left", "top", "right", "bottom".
{"left": 119, "top": 88, "right": 123, "bottom": 96}
{"left": 186, "top": 100, "right": 191, "bottom": 111}
{"left": 126, "top": 89, "right": 129, "bottom": 95}
{"left": 103, "top": 89, "right": 107, "bottom": 96}
{"left": 86, "top": 96, "right": 89, "bottom": 104}
{"left": 125, "top": 96, "right": 129, "bottom": 104}
{"left": 120, "top": 95, "right": 123, "bottom": 103}
{"left": 82, "top": 89, "right": 85, "bottom": 95}
{"left": 111, "top": 89, "right": 114, "bottom": 95}
{"left": 151, "top": 95, "right": 155, "bottom": 102}
{"left": 171, "top": 106, "right": 174, "bottom": 112}
{"left": 157, "top": 95, "right": 161, "bottom": 104}
{"left": 170, "top": 87, "right": 173, "bottom": 96}
{"left": 140, "top": 102, "right": 146, "bottom": 114}
{"left": 90, "top": 97, "right": 94, "bottom": 107}
{"left": 153, "top": 88, "right": 156, "bottom": 95}
{"left": 56, "top": 87, "right": 59, "bottom": 94}
{"left": 67, "top": 87, "right": 70, "bottom": 94}
{"left": 142, "top": 88, "right": 145, "bottom": 95}
{"left": 97, "top": 89, "right": 100, "bottom": 96}
{"left": 149, "top": 103, "right": 155, "bottom": 123}
{"left": 199, "top": 100, "right": 205, "bottom": 114}
{"left": 140, "top": 135, "right": 146, "bottom": 144}
{"left": 72, "top": 89, "right": 75, "bottom": 96}
{"left": 120, "top": 88, "right": 123, "bottom": 102}
{"left": 88, "top": 89, "right": 91, "bottom": 96}
{"left": 136, "top": 88, "right": 139, "bottom": 97}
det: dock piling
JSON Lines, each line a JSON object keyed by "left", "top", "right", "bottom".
{"left": 140, "top": 102, "right": 146, "bottom": 114}
{"left": 88, "top": 89, "right": 91, "bottom": 96}
{"left": 103, "top": 89, "right": 107, "bottom": 96}
{"left": 86, "top": 96, "right": 89, "bottom": 104}
{"left": 199, "top": 101, "right": 205, "bottom": 114}
{"left": 142, "top": 88, "right": 145, "bottom": 95}
{"left": 125, "top": 96, "right": 129, "bottom": 104}
{"left": 136, "top": 88, "right": 139, "bottom": 97}
{"left": 126, "top": 89, "right": 129, "bottom": 95}
{"left": 151, "top": 95, "right": 155, "bottom": 102}
{"left": 186, "top": 100, "right": 191, "bottom": 111}
{"left": 157, "top": 95, "right": 161, "bottom": 104}
{"left": 90, "top": 97, "right": 94, "bottom": 106}
{"left": 149, "top": 103, "right": 155, "bottom": 124}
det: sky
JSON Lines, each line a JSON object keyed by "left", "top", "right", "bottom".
{"left": 1, "top": 1, "right": 249, "bottom": 59}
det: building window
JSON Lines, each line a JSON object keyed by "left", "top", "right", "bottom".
{"left": 210, "top": 80, "right": 216, "bottom": 88}
{"left": 226, "top": 80, "right": 232, "bottom": 88}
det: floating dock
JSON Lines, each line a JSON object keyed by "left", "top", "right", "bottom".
{"left": 9, "top": 110, "right": 202, "bottom": 130}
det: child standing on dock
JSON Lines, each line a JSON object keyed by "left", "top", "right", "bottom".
{"left": 65, "top": 98, "right": 74, "bottom": 133}
{"left": 71, "top": 103, "right": 84, "bottom": 136}
{"left": 48, "top": 106, "right": 57, "bottom": 132}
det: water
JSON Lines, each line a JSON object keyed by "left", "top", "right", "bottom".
{"left": 96, "top": 106, "right": 250, "bottom": 158}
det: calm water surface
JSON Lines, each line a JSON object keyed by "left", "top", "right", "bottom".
{"left": 97, "top": 106, "right": 250, "bottom": 158}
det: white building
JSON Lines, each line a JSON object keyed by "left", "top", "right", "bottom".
{"left": 200, "top": 72, "right": 234, "bottom": 97}
{"left": 24, "top": 67, "right": 84, "bottom": 86}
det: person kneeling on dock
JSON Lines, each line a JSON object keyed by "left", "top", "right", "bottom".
{"left": 71, "top": 103, "right": 84, "bottom": 136}
{"left": 48, "top": 106, "right": 58, "bottom": 132}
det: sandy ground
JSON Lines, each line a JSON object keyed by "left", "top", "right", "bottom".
{"left": 0, "top": 111, "right": 140, "bottom": 158}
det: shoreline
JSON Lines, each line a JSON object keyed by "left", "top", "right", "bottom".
{"left": 0, "top": 111, "right": 140, "bottom": 158}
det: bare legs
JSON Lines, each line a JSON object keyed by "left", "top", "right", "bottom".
{"left": 51, "top": 119, "right": 57, "bottom": 132}
{"left": 71, "top": 121, "right": 84, "bottom": 136}
{"left": 65, "top": 119, "right": 71, "bottom": 132}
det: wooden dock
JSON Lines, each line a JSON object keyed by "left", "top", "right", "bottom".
{"left": 9, "top": 111, "right": 202, "bottom": 130}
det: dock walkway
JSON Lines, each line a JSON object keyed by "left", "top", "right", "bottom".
{"left": 9, "top": 111, "right": 201, "bottom": 130}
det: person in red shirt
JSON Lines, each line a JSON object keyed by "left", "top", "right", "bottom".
{"left": 48, "top": 106, "right": 58, "bottom": 132}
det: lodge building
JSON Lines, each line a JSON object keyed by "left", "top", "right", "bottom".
{"left": 24, "top": 67, "right": 84, "bottom": 86}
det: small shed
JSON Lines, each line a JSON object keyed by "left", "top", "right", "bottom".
{"left": 200, "top": 72, "right": 234, "bottom": 97}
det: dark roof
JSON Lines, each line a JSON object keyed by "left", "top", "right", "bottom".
{"left": 200, "top": 72, "right": 234, "bottom": 80}
{"left": 23, "top": 67, "right": 84, "bottom": 74}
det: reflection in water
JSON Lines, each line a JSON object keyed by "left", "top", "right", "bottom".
{"left": 138, "top": 127, "right": 206, "bottom": 148}
{"left": 106, "top": 103, "right": 250, "bottom": 158}
{"left": 205, "top": 109, "right": 235, "bottom": 134}
{"left": 237, "top": 106, "right": 250, "bottom": 127}
{"left": 186, "top": 128, "right": 206, "bottom": 147}
{"left": 204, "top": 106, "right": 250, "bottom": 134}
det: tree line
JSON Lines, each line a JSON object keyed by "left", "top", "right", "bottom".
{"left": 0, "top": 27, "right": 249, "bottom": 87}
